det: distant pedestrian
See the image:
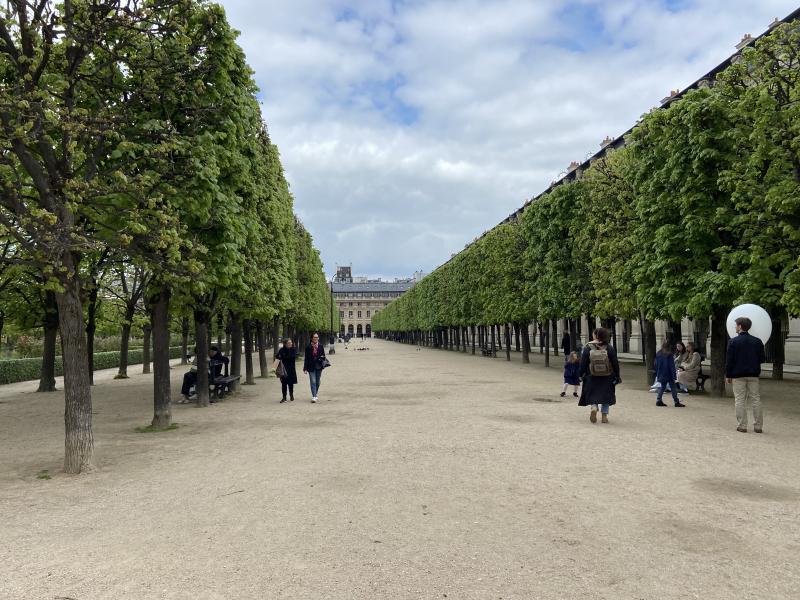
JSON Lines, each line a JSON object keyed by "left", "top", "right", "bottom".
{"left": 275, "top": 338, "right": 298, "bottom": 403}
{"left": 578, "top": 327, "right": 621, "bottom": 424}
{"left": 561, "top": 331, "right": 571, "bottom": 358}
{"left": 303, "top": 332, "right": 327, "bottom": 403}
{"left": 561, "top": 352, "right": 580, "bottom": 397}
{"left": 725, "top": 317, "right": 766, "bottom": 433}
{"left": 654, "top": 341, "right": 685, "bottom": 407}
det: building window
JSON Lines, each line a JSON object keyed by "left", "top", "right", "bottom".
{"left": 349, "top": 311, "right": 353, "bottom": 318}
{"left": 339, "top": 311, "right": 344, "bottom": 318}
{"left": 367, "top": 310, "right": 371, "bottom": 317}
{"left": 349, "top": 302, "right": 353, "bottom": 307}
{"left": 357, "top": 311, "right": 362, "bottom": 318}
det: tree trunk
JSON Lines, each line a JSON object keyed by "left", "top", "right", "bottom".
{"left": 257, "top": 321, "right": 269, "bottom": 377}
{"left": 490, "top": 325, "right": 496, "bottom": 357}
{"left": 770, "top": 307, "right": 786, "bottom": 380}
{"left": 272, "top": 316, "right": 280, "bottom": 356}
{"left": 230, "top": 311, "right": 242, "bottom": 392}
{"left": 471, "top": 325, "right": 476, "bottom": 355}
{"left": 514, "top": 324, "right": 521, "bottom": 352}
{"left": 216, "top": 311, "right": 223, "bottom": 349}
{"left": 142, "top": 323, "right": 152, "bottom": 374}
{"left": 587, "top": 315, "right": 595, "bottom": 340}
{"left": 225, "top": 313, "right": 232, "bottom": 356}
{"left": 116, "top": 304, "right": 135, "bottom": 379}
{"left": 86, "top": 283, "right": 98, "bottom": 386}
{"left": 150, "top": 285, "right": 172, "bottom": 428}
{"left": 709, "top": 305, "right": 728, "bottom": 397}
{"left": 194, "top": 309, "right": 211, "bottom": 407}
{"left": 641, "top": 317, "right": 657, "bottom": 385}
{"left": 243, "top": 319, "right": 255, "bottom": 385}
{"left": 544, "top": 321, "right": 550, "bottom": 367}
{"left": 38, "top": 291, "right": 58, "bottom": 392}
{"left": 551, "top": 320, "right": 559, "bottom": 357}
{"left": 55, "top": 273, "right": 93, "bottom": 474}
{"left": 521, "top": 322, "right": 531, "bottom": 364}
{"left": 505, "top": 324, "right": 511, "bottom": 361}
{"left": 180, "top": 316, "right": 190, "bottom": 365}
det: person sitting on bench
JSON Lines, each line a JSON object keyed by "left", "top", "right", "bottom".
{"left": 181, "top": 347, "right": 229, "bottom": 402}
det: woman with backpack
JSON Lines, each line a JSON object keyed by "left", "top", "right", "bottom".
{"left": 578, "top": 327, "right": 621, "bottom": 423}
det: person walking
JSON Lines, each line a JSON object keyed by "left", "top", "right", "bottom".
{"left": 561, "top": 331, "right": 571, "bottom": 358}
{"left": 303, "top": 332, "right": 327, "bottom": 403}
{"left": 275, "top": 338, "right": 298, "bottom": 403}
{"left": 578, "top": 327, "right": 621, "bottom": 424}
{"left": 560, "top": 351, "right": 581, "bottom": 397}
{"left": 654, "top": 341, "right": 686, "bottom": 407}
{"left": 726, "top": 317, "right": 766, "bottom": 433}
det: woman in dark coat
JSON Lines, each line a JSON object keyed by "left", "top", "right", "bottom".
{"left": 578, "top": 327, "right": 621, "bottom": 423}
{"left": 303, "top": 332, "right": 326, "bottom": 403}
{"left": 275, "top": 338, "right": 298, "bottom": 403}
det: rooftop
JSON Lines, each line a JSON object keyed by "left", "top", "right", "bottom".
{"left": 332, "top": 281, "right": 416, "bottom": 293}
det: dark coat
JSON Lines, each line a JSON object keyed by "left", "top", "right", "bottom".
{"left": 725, "top": 332, "right": 765, "bottom": 378}
{"left": 654, "top": 351, "right": 677, "bottom": 384}
{"left": 578, "top": 342, "right": 621, "bottom": 407}
{"left": 563, "top": 361, "right": 581, "bottom": 385}
{"left": 303, "top": 343, "right": 326, "bottom": 372}
{"left": 561, "top": 333, "right": 571, "bottom": 357}
{"left": 276, "top": 346, "right": 298, "bottom": 385}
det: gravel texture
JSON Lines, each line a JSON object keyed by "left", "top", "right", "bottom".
{"left": 1, "top": 339, "right": 799, "bottom": 599}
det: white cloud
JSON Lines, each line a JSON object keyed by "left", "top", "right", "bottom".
{"left": 220, "top": 0, "right": 799, "bottom": 279}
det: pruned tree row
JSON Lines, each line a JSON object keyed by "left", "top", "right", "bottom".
{"left": 374, "top": 21, "right": 800, "bottom": 396}
{"left": 0, "top": 1, "right": 337, "bottom": 473}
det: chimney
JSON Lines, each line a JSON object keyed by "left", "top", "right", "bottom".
{"left": 568, "top": 161, "right": 580, "bottom": 172}
{"left": 736, "top": 34, "right": 753, "bottom": 50}
{"left": 601, "top": 136, "right": 614, "bottom": 148}
{"left": 660, "top": 89, "right": 680, "bottom": 105}
{"left": 768, "top": 18, "right": 780, "bottom": 29}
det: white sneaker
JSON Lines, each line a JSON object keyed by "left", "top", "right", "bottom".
{"left": 311, "top": 397, "right": 317, "bottom": 403}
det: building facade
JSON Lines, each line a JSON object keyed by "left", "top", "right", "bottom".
{"left": 332, "top": 266, "right": 420, "bottom": 337}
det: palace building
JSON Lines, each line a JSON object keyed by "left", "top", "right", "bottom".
{"left": 332, "top": 266, "right": 422, "bottom": 337}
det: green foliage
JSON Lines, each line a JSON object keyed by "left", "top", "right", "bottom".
{"left": 0, "top": 347, "right": 183, "bottom": 385}
{"left": 375, "top": 18, "right": 800, "bottom": 336}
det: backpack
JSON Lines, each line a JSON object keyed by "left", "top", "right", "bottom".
{"left": 588, "top": 342, "right": 612, "bottom": 376}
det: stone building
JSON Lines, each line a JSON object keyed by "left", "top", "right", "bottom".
{"left": 332, "top": 266, "right": 421, "bottom": 337}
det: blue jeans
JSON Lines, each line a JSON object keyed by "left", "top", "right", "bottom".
{"left": 657, "top": 381, "right": 679, "bottom": 403}
{"left": 591, "top": 404, "right": 610, "bottom": 415}
{"left": 308, "top": 369, "right": 322, "bottom": 397}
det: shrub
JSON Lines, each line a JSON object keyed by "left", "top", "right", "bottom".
{"left": 0, "top": 346, "right": 183, "bottom": 385}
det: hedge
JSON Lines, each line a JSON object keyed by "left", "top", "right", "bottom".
{"left": 0, "top": 346, "right": 183, "bottom": 385}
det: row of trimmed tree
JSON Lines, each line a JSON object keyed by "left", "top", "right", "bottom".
{"left": 374, "top": 20, "right": 800, "bottom": 396}
{"left": 0, "top": 1, "right": 336, "bottom": 473}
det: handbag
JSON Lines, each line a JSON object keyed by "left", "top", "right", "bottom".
{"left": 275, "top": 361, "right": 287, "bottom": 378}
{"left": 320, "top": 358, "right": 331, "bottom": 370}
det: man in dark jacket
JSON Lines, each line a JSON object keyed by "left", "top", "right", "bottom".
{"left": 725, "top": 317, "right": 766, "bottom": 433}
{"left": 303, "top": 332, "right": 327, "bottom": 403}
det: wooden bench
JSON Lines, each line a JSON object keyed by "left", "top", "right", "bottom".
{"left": 211, "top": 375, "right": 241, "bottom": 399}
{"left": 480, "top": 348, "right": 493, "bottom": 357}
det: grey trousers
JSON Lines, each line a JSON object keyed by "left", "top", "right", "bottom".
{"left": 732, "top": 377, "right": 762, "bottom": 430}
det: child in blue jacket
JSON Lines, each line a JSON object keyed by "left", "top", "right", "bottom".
{"left": 655, "top": 341, "right": 685, "bottom": 407}
{"left": 561, "top": 352, "right": 581, "bottom": 397}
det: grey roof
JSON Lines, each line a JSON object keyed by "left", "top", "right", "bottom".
{"left": 332, "top": 281, "right": 415, "bottom": 293}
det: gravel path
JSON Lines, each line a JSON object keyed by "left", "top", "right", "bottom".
{"left": 1, "top": 339, "right": 799, "bottom": 599}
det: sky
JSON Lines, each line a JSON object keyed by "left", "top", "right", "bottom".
{"left": 218, "top": 0, "right": 799, "bottom": 280}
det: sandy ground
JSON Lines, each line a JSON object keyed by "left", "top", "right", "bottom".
{"left": 1, "top": 339, "right": 799, "bottom": 600}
